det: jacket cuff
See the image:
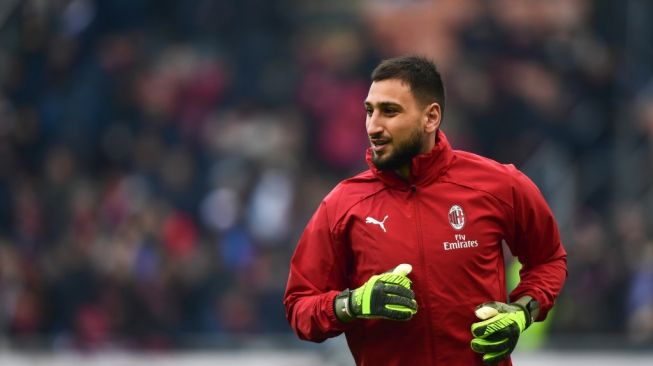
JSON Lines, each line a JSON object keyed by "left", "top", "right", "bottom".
{"left": 325, "top": 290, "right": 351, "bottom": 331}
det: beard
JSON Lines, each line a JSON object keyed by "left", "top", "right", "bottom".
{"left": 372, "top": 127, "right": 425, "bottom": 171}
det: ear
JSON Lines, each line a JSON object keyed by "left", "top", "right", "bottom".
{"left": 424, "top": 102, "right": 441, "bottom": 133}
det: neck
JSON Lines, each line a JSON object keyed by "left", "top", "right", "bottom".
{"left": 395, "top": 133, "right": 436, "bottom": 181}
{"left": 396, "top": 164, "right": 411, "bottom": 181}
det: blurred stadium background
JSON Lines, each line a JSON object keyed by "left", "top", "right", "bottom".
{"left": 1, "top": 0, "right": 652, "bottom": 364}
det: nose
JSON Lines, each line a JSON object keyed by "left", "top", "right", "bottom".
{"left": 366, "top": 111, "right": 383, "bottom": 137}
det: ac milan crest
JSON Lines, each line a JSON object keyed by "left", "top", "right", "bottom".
{"left": 448, "top": 205, "right": 465, "bottom": 230}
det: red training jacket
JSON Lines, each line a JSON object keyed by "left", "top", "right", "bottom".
{"left": 284, "top": 130, "right": 567, "bottom": 366}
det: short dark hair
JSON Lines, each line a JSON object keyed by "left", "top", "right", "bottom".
{"left": 371, "top": 55, "right": 445, "bottom": 115}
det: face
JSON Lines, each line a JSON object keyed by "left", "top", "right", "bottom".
{"left": 364, "top": 79, "right": 439, "bottom": 171}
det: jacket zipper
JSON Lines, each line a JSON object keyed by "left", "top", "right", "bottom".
{"left": 411, "top": 185, "right": 436, "bottom": 365}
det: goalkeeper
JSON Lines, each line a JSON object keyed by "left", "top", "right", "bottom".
{"left": 283, "top": 56, "right": 567, "bottom": 365}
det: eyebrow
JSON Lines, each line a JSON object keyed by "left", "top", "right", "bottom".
{"left": 364, "top": 101, "right": 402, "bottom": 108}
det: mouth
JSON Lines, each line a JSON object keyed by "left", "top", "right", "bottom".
{"left": 370, "top": 138, "right": 390, "bottom": 153}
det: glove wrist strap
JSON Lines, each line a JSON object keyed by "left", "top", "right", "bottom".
{"left": 510, "top": 301, "right": 532, "bottom": 328}
{"left": 334, "top": 289, "right": 355, "bottom": 323}
{"left": 512, "top": 295, "right": 540, "bottom": 328}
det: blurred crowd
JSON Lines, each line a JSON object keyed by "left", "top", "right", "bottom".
{"left": 0, "top": 0, "right": 652, "bottom": 351}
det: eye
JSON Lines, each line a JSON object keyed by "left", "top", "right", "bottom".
{"left": 383, "top": 107, "right": 398, "bottom": 116}
{"left": 365, "top": 107, "right": 373, "bottom": 116}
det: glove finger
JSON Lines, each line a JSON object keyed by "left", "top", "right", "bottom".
{"left": 481, "top": 348, "right": 512, "bottom": 364}
{"left": 474, "top": 301, "right": 502, "bottom": 311}
{"left": 381, "top": 298, "right": 416, "bottom": 321}
{"left": 470, "top": 337, "right": 509, "bottom": 354}
{"left": 476, "top": 301, "right": 521, "bottom": 315}
{"left": 471, "top": 314, "right": 514, "bottom": 338}
{"left": 385, "top": 294, "right": 418, "bottom": 311}
{"left": 378, "top": 273, "right": 412, "bottom": 288}
{"left": 383, "top": 284, "right": 415, "bottom": 299}
{"left": 471, "top": 314, "right": 501, "bottom": 338}
{"left": 383, "top": 307, "right": 415, "bottom": 321}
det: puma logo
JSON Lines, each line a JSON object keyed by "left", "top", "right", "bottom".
{"left": 365, "top": 215, "right": 389, "bottom": 233}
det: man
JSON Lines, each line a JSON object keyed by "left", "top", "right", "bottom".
{"left": 283, "top": 56, "right": 567, "bottom": 365}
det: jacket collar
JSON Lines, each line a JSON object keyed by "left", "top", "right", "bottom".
{"left": 366, "top": 129, "right": 455, "bottom": 189}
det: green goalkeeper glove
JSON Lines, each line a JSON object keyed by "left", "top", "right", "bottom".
{"left": 334, "top": 264, "right": 417, "bottom": 322}
{"left": 470, "top": 299, "right": 535, "bottom": 364}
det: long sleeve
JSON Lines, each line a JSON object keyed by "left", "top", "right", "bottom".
{"left": 283, "top": 200, "right": 352, "bottom": 342}
{"left": 506, "top": 169, "right": 568, "bottom": 321}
